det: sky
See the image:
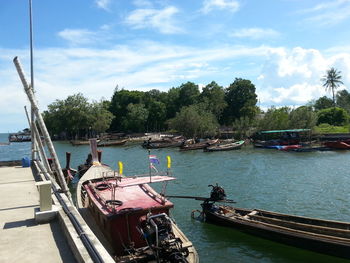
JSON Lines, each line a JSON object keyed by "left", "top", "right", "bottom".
{"left": 1, "top": 0, "right": 350, "bottom": 133}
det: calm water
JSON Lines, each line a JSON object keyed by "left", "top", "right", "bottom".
{"left": 1, "top": 133, "right": 350, "bottom": 262}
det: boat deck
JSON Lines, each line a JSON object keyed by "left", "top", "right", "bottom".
{"left": 0, "top": 166, "right": 75, "bottom": 263}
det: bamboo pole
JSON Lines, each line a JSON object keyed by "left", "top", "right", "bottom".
{"left": 13, "top": 56, "right": 71, "bottom": 200}
{"left": 24, "top": 106, "right": 52, "bottom": 174}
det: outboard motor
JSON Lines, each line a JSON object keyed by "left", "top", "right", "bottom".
{"left": 209, "top": 184, "right": 226, "bottom": 201}
{"left": 139, "top": 213, "right": 189, "bottom": 262}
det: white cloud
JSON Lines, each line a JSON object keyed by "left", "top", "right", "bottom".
{"left": 257, "top": 47, "right": 350, "bottom": 107}
{"left": 58, "top": 29, "right": 97, "bottom": 46}
{"left": 125, "top": 6, "right": 182, "bottom": 34}
{"left": 201, "top": 0, "right": 240, "bottom": 14}
{"left": 2, "top": 43, "right": 350, "bottom": 132}
{"left": 95, "top": 0, "right": 112, "bottom": 11}
{"left": 230, "top": 28, "right": 280, "bottom": 39}
{"left": 302, "top": 0, "right": 350, "bottom": 13}
{"left": 133, "top": 0, "right": 153, "bottom": 8}
{"left": 300, "top": 0, "right": 350, "bottom": 26}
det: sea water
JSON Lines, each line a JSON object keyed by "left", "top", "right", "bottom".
{"left": 2, "top": 134, "right": 350, "bottom": 262}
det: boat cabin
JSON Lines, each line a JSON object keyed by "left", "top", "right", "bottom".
{"left": 253, "top": 129, "right": 311, "bottom": 147}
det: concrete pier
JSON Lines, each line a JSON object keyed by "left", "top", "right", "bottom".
{"left": 0, "top": 166, "right": 76, "bottom": 263}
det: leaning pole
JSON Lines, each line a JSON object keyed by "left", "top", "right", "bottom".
{"left": 13, "top": 56, "right": 71, "bottom": 200}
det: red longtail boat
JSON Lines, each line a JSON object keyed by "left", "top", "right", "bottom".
{"left": 323, "top": 141, "right": 350, "bottom": 149}
{"left": 76, "top": 140, "right": 198, "bottom": 262}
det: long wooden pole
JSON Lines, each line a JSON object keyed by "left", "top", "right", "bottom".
{"left": 24, "top": 106, "right": 52, "bottom": 174}
{"left": 13, "top": 56, "right": 71, "bottom": 200}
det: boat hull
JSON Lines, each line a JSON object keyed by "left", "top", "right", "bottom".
{"left": 97, "top": 139, "right": 127, "bottom": 147}
{"left": 143, "top": 141, "right": 184, "bottom": 149}
{"left": 324, "top": 141, "right": 350, "bottom": 149}
{"left": 203, "top": 205, "right": 350, "bottom": 259}
{"left": 77, "top": 164, "right": 198, "bottom": 262}
{"left": 204, "top": 141, "right": 245, "bottom": 152}
{"left": 180, "top": 139, "right": 219, "bottom": 151}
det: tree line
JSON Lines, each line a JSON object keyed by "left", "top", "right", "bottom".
{"left": 43, "top": 68, "right": 348, "bottom": 139}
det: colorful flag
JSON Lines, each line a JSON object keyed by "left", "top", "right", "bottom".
{"left": 149, "top": 155, "right": 160, "bottom": 164}
{"left": 167, "top": 156, "right": 171, "bottom": 169}
{"left": 150, "top": 163, "right": 158, "bottom": 172}
{"left": 118, "top": 161, "right": 123, "bottom": 175}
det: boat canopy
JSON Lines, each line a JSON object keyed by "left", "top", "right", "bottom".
{"left": 116, "top": 175, "right": 175, "bottom": 188}
{"left": 260, "top": 129, "right": 310, "bottom": 134}
{"left": 85, "top": 177, "right": 175, "bottom": 215}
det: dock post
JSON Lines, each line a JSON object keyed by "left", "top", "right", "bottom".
{"left": 35, "top": 181, "right": 58, "bottom": 223}
{"left": 37, "top": 181, "right": 52, "bottom": 211}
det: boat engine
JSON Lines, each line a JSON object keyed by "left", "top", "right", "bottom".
{"left": 140, "top": 213, "right": 189, "bottom": 262}
{"left": 208, "top": 184, "right": 226, "bottom": 201}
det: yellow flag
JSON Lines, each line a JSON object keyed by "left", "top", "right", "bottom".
{"left": 167, "top": 156, "right": 171, "bottom": 169}
{"left": 118, "top": 161, "right": 123, "bottom": 175}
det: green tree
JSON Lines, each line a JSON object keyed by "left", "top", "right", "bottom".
{"left": 43, "top": 93, "right": 90, "bottom": 138}
{"left": 143, "top": 89, "right": 167, "bottom": 107}
{"left": 109, "top": 88, "right": 144, "bottom": 131}
{"left": 165, "top": 87, "right": 181, "bottom": 119}
{"left": 122, "top": 103, "right": 149, "bottom": 132}
{"left": 317, "top": 107, "right": 349, "bottom": 126}
{"left": 146, "top": 100, "right": 167, "bottom": 131}
{"left": 200, "top": 81, "right": 227, "bottom": 122}
{"left": 321, "top": 67, "right": 344, "bottom": 106}
{"left": 168, "top": 105, "right": 218, "bottom": 138}
{"left": 178, "top": 82, "right": 200, "bottom": 108}
{"left": 232, "top": 117, "right": 257, "bottom": 139}
{"left": 289, "top": 106, "right": 317, "bottom": 129}
{"left": 314, "top": 96, "right": 334, "bottom": 111}
{"left": 43, "top": 94, "right": 114, "bottom": 138}
{"left": 336, "top": 89, "right": 350, "bottom": 113}
{"left": 89, "top": 100, "right": 114, "bottom": 133}
{"left": 223, "top": 78, "right": 258, "bottom": 124}
{"left": 257, "top": 107, "right": 290, "bottom": 131}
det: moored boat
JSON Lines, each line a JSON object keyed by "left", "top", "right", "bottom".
{"left": 97, "top": 139, "right": 128, "bottom": 147}
{"left": 253, "top": 129, "right": 311, "bottom": 148}
{"left": 180, "top": 139, "right": 219, "bottom": 151}
{"left": 142, "top": 139, "right": 184, "bottom": 149}
{"left": 70, "top": 140, "right": 92, "bottom": 146}
{"left": 204, "top": 140, "right": 245, "bottom": 152}
{"left": 198, "top": 186, "right": 350, "bottom": 259}
{"left": 323, "top": 141, "right": 350, "bottom": 149}
{"left": 8, "top": 131, "right": 31, "bottom": 142}
{"left": 76, "top": 140, "right": 198, "bottom": 262}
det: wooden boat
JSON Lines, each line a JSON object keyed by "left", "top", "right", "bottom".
{"left": 323, "top": 141, "right": 350, "bottom": 149}
{"left": 142, "top": 140, "right": 184, "bottom": 149}
{"left": 76, "top": 141, "right": 198, "bottom": 262}
{"left": 204, "top": 140, "right": 245, "bottom": 152}
{"left": 70, "top": 140, "right": 91, "bottom": 146}
{"left": 97, "top": 139, "right": 128, "bottom": 147}
{"left": 180, "top": 139, "right": 219, "bottom": 151}
{"left": 198, "top": 186, "right": 350, "bottom": 259}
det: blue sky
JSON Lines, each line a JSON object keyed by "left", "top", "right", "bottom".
{"left": 1, "top": 0, "right": 350, "bottom": 133}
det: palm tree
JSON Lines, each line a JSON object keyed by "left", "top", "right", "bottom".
{"left": 321, "top": 67, "right": 344, "bottom": 106}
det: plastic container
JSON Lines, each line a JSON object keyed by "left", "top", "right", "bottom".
{"left": 21, "top": 157, "right": 31, "bottom": 167}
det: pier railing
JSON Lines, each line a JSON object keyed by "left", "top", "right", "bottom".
{"left": 13, "top": 57, "right": 114, "bottom": 263}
